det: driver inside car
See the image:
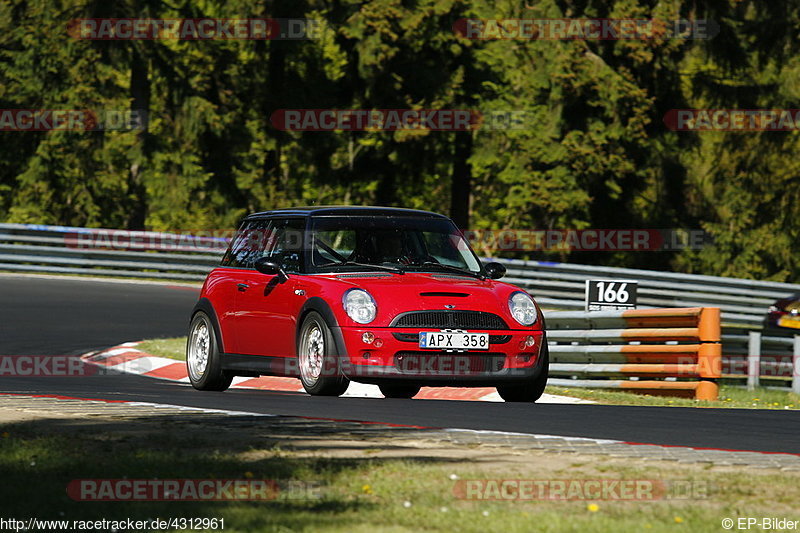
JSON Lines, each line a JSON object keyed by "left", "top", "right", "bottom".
{"left": 357, "top": 231, "right": 412, "bottom": 265}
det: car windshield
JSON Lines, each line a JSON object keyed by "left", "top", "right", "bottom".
{"left": 307, "top": 216, "right": 482, "bottom": 275}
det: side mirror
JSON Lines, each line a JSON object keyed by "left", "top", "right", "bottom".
{"left": 484, "top": 262, "right": 506, "bottom": 280}
{"left": 254, "top": 257, "right": 287, "bottom": 279}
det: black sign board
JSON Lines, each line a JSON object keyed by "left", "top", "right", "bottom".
{"left": 585, "top": 280, "right": 638, "bottom": 311}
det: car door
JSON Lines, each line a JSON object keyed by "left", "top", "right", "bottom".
{"left": 208, "top": 218, "right": 268, "bottom": 355}
{"left": 233, "top": 217, "right": 307, "bottom": 359}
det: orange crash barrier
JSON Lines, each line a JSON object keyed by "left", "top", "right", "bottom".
{"left": 544, "top": 307, "right": 721, "bottom": 400}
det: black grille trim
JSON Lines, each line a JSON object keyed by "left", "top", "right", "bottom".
{"left": 390, "top": 310, "right": 508, "bottom": 330}
{"left": 392, "top": 332, "right": 512, "bottom": 344}
{"left": 393, "top": 351, "right": 506, "bottom": 374}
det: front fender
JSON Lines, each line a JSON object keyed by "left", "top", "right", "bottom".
{"left": 191, "top": 298, "right": 226, "bottom": 354}
{"left": 297, "top": 297, "right": 348, "bottom": 358}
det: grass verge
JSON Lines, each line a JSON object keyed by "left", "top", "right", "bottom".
{"left": 136, "top": 337, "right": 187, "bottom": 361}
{"left": 547, "top": 385, "right": 800, "bottom": 410}
{"left": 1, "top": 414, "right": 798, "bottom": 533}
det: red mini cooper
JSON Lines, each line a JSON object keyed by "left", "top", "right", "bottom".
{"left": 187, "top": 206, "right": 548, "bottom": 401}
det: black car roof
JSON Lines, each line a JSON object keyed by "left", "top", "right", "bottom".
{"left": 245, "top": 206, "right": 450, "bottom": 219}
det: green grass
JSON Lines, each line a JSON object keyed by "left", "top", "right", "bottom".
{"left": 1, "top": 419, "right": 798, "bottom": 533}
{"left": 547, "top": 385, "right": 800, "bottom": 410}
{"left": 136, "top": 337, "right": 187, "bottom": 361}
{"left": 136, "top": 337, "right": 800, "bottom": 410}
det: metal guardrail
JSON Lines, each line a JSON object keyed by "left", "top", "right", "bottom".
{"left": 545, "top": 307, "right": 721, "bottom": 400}
{"left": 491, "top": 258, "right": 800, "bottom": 327}
{"left": 0, "top": 223, "right": 223, "bottom": 281}
{"left": 1, "top": 224, "right": 798, "bottom": 328}
{"left": 721, "top": 327, "right": 800, "bottom": 393}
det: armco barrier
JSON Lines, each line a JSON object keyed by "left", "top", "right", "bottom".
{"left": 0, "top": 223, "right": 222, "bottom": 281}
{"left": 492, "top": 258, "right": 800, "bottom": 327}
{"left": 545, "top": 307, "right": 721, "bottom": 400}
{"left": 721, "top": 327, "right": 800, "bottom": 393}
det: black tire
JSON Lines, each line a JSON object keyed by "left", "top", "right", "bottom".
{"left": 186, "top": 311, "right": 233, "bottom": 391}
{"left": 297, "top": 311, "right": 350, "bottom": 396}
{"left": 379, "top": 384, "right": 421, "bottom": 399}
{"left": 496, "top": 344, "right": 549, "bottom": 402}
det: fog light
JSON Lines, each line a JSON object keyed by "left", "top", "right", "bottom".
{"left": 373, "top": 338, "right": 383, "bottom": 348}
{"left": 518, "top": 341, "right": 527, "bottom": 350}
{"left": 363, "top": 351, "right": 371, "bottom": 360}
{"left": 525, "top": 335, "right": 536, "bottom": 347}
{"left": 362, "top": 332, "right": 375, "bottom": 344}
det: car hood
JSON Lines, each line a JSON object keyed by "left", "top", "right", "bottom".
{"left": 311, "top": 272, "right": 525, "bottom": 328}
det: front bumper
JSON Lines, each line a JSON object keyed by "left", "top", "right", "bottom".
{"left": 335, "top": 326, "right": 545, "bottom": 385}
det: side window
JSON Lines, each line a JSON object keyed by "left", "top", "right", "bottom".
{"left": 220, "top": 221, "right": 250, "bottom": 267}
{"left": 265, "top": 218, "right": 305, "bottom": 273}
{"left": 220, "top": 219, "right": 273, "bottom": 268}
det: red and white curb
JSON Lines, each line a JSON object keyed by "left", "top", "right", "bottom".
{"left": 82, "top": 342, "right": 592, "bottom": 404}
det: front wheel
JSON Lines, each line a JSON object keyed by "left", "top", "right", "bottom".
{"left": 379, "top": 384, "right": 420, "bottom": 399}
{"left": 187, "top": 312, "right": 233, "bottom": 391}
{"left": 496, "top": 344, "right": 549, "bottom": 402}
{"left": 297, "top": 312, "right": 350, "bottom": 396}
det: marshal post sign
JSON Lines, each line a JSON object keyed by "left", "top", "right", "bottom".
{"left": 585, "top": 280, "right": 638, "bottom": 311}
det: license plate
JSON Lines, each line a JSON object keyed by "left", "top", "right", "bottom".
{"left": 778, "top": 316, "right": 800, "bottom": 329}
{"left": 419, "top": 331, "right": 489, "bottom": 350}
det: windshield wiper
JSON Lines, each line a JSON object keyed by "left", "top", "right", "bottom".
{"left": 339, "top": 261, "right": 405, "bottom": 274}
{"left": 408, "top": 261, "right": 484, "bottom": 279}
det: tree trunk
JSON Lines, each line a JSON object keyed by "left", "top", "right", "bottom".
{"left": 128, "top": 47, "right": 150, "bottom": 230}
{"left": 449, "top": 131, "right": 473, "bottom": 229}
{"left": 264, "top": 0, "right": 290, "bottom": 195}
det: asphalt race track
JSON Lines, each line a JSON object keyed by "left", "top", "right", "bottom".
{"left": 1, "top": 274, "right": 798, "bottom": 454}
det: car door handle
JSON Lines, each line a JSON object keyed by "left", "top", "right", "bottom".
{"left": 237, "top": 283, "right": 249, "bottom": 292}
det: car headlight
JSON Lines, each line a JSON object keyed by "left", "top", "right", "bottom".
{"left": 342, "top": 289, "right": 377, "bottom": 324}
{"left": 508, "top": 291, "right": 538, "bottom": 326}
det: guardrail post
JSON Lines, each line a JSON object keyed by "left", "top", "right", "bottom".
{"left": 697, "top": 308, "right": 721, "bottom": 401}
{"left": 793, "top": 336, "right": 800, "bottom": 396}
{"left": 747, "top": 331, "right": 761, "bottom": 391}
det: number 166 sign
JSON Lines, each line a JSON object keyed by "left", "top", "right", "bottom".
{"left": 585, "top": 280, "right": 638, "bottom": 311}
